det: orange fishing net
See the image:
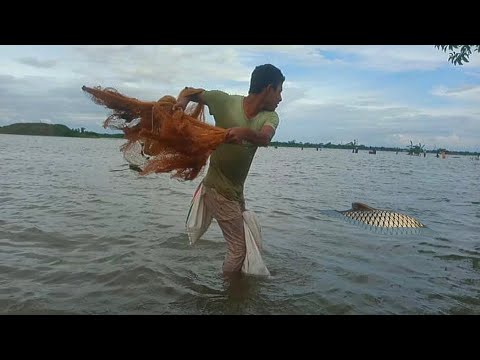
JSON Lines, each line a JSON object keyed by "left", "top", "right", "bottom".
{"left": 82, "top": 86, "right": 227, "bottom": 181}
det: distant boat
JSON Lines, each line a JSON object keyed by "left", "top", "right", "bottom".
{"left": 369, "top": 149, "right": 376, "bottom": 154}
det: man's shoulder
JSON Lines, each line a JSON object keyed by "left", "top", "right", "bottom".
{"left": 204, "top": 90, "right": 231, "bottom": 98}
{"left": 256, "top": 110, "right": 280, "bottom": 129}
{"left": 204, "top": 90, "right": 235, "bottom": 105}
{"left": 258, "top": 110, "right": 279, "bottom": 120}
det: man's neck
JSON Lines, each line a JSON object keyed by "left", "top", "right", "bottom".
{"left": 243, "top": 94, "right": 264, "bottom": 120}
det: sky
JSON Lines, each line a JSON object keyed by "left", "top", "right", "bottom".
{"left": 0, "top": 45, "right": 479, "bottom": 151}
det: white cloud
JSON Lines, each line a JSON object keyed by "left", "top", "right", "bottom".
{"left": 17, "top": 57, "right": 57, "bottom": 68}
{"left": 431, "top": 84, "right": 480, "bottom": 102}
{"left": 313, "top": 45, "right": 479, "bottom": 72}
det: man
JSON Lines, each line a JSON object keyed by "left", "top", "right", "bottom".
{"left": 174, "top": 64, "right": 285, "bottom": 276}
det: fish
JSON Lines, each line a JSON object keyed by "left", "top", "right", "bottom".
{"left": 340, "top": 202, "right": 426, "bottom": 228}
{"left": 321, "top": 202, "right": 429, "bottom": 235}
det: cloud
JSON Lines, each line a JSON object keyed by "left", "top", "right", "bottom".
{"left": 273, "top": 87, "right": 479, "bottom": 151}
{"left": 431, "top": 84, "right": 480, "bottom": 102}
{"left": 17, "top": 57, "right": 57, "bottom": 68}
{"left": 313, "top": 45, "right": 480, "bottom": 72}
{"left": 72, "top": 45, "right": 252, "bottom": 90}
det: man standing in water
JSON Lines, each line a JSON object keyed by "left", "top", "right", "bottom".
{"left": 174, "top": 64, "right": 285, "bottom": 277}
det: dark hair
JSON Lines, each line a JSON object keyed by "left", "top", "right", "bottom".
{"left": 248, "top": 64, "right": 285, "bottom": 94}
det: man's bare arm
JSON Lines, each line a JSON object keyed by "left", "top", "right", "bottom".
{"left": 225, "top": 125, "right": 276, "bottom": 147}
{"left": 173, "top": 88, "right": 205, "bottom": 110}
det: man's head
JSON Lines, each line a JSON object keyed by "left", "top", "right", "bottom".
{"left": 248, "top": 64, "right": 285, "bottom": 111}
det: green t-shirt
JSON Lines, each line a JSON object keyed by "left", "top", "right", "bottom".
{"left": 202, "top": 90, "right": 280, "bottom": 202}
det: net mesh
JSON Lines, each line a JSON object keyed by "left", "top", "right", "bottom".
{"left": 82, "top": 86, "right": 227, "bottom": 180}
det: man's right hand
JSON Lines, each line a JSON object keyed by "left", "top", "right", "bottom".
{"left": 173, "top": 97, "right": 189, "bottom": 111}
{"left": 225, "top": 128, "right": 246, "bottom": 144}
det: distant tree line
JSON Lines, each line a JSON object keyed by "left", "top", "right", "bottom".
{"left": 0, "top": 123, "right": 123, "bottom": 139}
{"left": 270, "top": 140, "right": 403, "bottom": 152}
{"left": 269, "top": 140, "right": 479, "bottom": 156}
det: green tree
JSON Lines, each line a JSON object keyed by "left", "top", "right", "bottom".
{"left": 435, "top": 45, "right": 480, "bottom": 65}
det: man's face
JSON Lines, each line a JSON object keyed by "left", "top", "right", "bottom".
{"left": 264, "top": 83, "right": 283, "bottom": 111}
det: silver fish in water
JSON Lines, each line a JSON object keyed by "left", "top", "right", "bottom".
{"left": 321, "top": 202, "right": 429, "bottom": 235}
{"left": 340, "top": 203, "right": 426, "bottom": 228}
